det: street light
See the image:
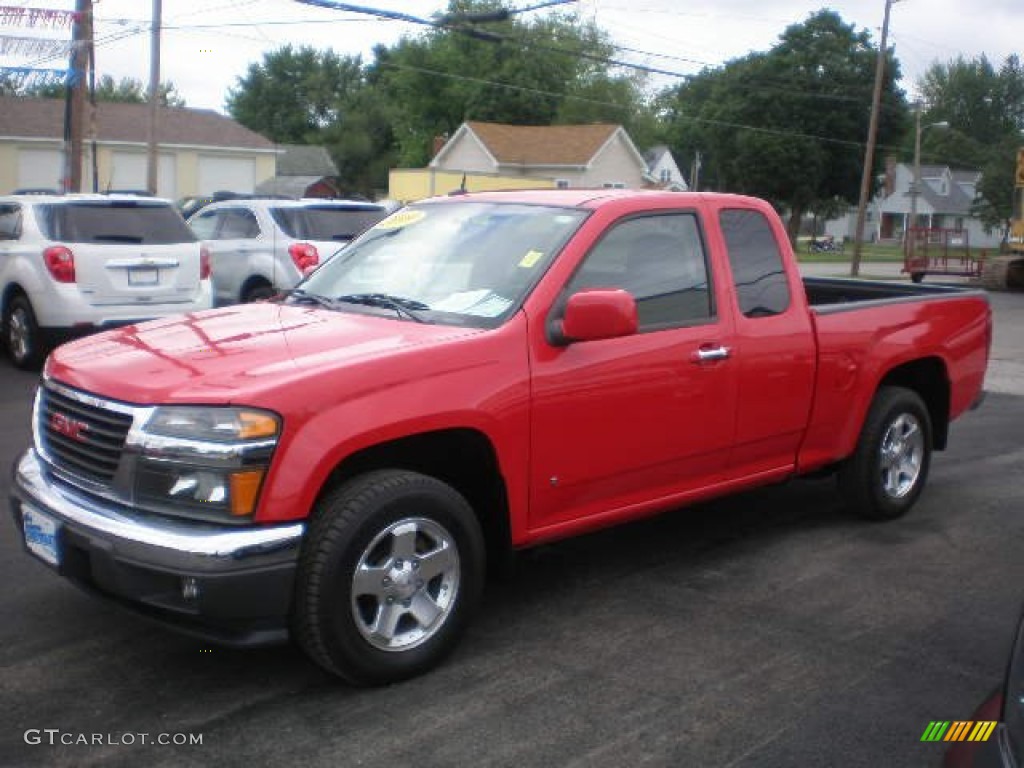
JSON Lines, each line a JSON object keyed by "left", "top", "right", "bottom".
{"left": 909, "top": 104, "right": 949, "bottom": 255}
{"left": 850, "top": 0, "right": 902, "bottom": 277}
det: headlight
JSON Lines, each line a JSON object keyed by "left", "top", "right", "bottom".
{"left": 133, "top": 406, "right": 280, "bottom": 520}
{"left": 145, "top": 406, "right": 279, "bottom": 442}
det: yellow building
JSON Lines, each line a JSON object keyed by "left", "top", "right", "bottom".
{"left": 0, "top": 96, "right": 278, "bottom": 199}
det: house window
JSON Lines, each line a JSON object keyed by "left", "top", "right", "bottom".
{"left": 555, "top": 179, "right": 570, "bottom": 189}
{"left": 660, "top": 169, "right": 670, "bottom": 182}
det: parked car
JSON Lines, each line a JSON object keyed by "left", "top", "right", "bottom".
{"left": 944, "top": 609, "right": 1024, "bottom": 767}
{"left": 12, "top": 190, "right": 990, "bottom": 686}
{"left": 0, "top": 194, "right": 212, "bottom": 368}
{"left": 187, "top": 198, "right": 387, "bottom": 304}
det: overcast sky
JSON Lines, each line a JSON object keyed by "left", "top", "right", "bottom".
{"left": 3, "top": 0, "right": 1021, "bottom": 113}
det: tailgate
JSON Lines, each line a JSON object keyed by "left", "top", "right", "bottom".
{"left": 75, "top": 241, "right": 201, "bottom": 305}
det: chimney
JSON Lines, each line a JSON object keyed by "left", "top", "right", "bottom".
{"left": 432, "top": 133, "right": 449, "bottom": 159}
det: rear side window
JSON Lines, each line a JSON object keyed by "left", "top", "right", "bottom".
{"left": 215, "top": 208, "right": 261, "bottom": 239}
{"left": 719, "top": 208, "right": 791, "bottom": 318}
{"left": 0, "top": 204, "right": 21, "bottom": 240}
{"left": 37, "top": 202, "right": 196, "bottom": 244}
{"left": 270, "top": 206, "right": 386, "bottom": 242}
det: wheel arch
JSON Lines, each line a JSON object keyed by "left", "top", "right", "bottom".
{"left": 312, "top": 428, "right": 512, "bottom": 575}
{"left": 876, "top": 356, "right": 950, "bottom": 449}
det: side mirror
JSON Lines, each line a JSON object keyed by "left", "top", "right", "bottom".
{"left": 555, "top": 289, "right": 638, "bottom": 345}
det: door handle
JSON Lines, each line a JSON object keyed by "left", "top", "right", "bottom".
{"left": 692, "top": 345, "right": 731, "bottom": 363}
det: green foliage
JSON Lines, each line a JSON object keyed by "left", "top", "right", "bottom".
{"left": 7, "top": 74, "right": 184, "bottom": 106}
{"left": 226, "top": 45, "right": 364, "bottom": 144}
{"left": 916, "top": 55, "right": 1024, "bottom": 241}
{"left": 659, "top": 10, "right": 907, "bottom": 238}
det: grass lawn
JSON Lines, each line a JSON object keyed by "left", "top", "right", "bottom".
{"left": 795, "top": 240, "right": 905, "bottom": 263}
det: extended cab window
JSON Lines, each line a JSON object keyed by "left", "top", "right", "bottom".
{"left": 720, "top": 209, "right": 791, "bottom": 318}
{"left": 566, "top": 213, "right": 712, "bottom": 330}
{"left": 0, "top": 204, "right": 21, "bottom": 240}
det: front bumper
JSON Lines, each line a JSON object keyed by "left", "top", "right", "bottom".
{"left": 10, "top": 449, "right": 305, "bottom": 647}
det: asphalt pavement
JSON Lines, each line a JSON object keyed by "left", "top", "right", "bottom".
{"left": 1, "top": 290, "right": 1023, "bottom": 768}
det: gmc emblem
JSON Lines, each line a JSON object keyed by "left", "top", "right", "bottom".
{"left": 50, "top": 412, "right": 89, "bottom": 442}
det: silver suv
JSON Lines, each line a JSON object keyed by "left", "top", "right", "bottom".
{"left": 187, "top": 198, "right": 386, "bottom": 304}
{"left": 0, "top": 194, "right": 213, "bottom": 369}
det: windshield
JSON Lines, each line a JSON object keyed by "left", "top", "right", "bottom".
{"left": 296, "top": 201, "right": 587, "bottom": 326}
{"left": 270, "top": 205, "right": 386, "bottom": 242}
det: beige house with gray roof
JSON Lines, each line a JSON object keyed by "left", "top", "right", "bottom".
{"left": 0, "top": 96, "right": 278, "bottom": 199}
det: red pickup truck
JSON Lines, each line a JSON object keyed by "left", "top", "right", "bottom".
{"left": 12, "top": 190, "right": 991, "bottom": 685}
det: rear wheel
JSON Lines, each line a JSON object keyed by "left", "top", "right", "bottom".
{"left": 4, "top": 295, "right": 44, "bottom": 369}
{"left": 294, "top": 470, "right": 485, "bottom": 685}
{"left": 910, "top": 272, "right": 925, "bottom": 284}
{"left": 840, "top": 386, "right": 932, "bottom": 521}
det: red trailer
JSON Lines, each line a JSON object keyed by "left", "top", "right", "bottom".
{"left": 903, "top": 227, "right": 984, "bottom": 283}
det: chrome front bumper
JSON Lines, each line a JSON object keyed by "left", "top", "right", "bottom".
{"left": 11, "top": 449, "right": 305, "bottom": 646}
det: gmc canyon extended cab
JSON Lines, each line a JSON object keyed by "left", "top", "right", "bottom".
{"left": 11, "top": 190, "right": 991, "bottom": 685}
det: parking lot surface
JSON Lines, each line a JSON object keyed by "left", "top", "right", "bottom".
{"left": 2, "top": 291, "right": 1023, "bottom": 768}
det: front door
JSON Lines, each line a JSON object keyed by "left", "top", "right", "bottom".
{"left": 528, "top": 211, "right": 737, "bottom": 532}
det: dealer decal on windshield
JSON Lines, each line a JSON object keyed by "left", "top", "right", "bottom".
{"left": 374, "top": 209, "right": 426, "bottom": 230}
{"left": 518, "top": 249, "right": 544, "bottom": 268}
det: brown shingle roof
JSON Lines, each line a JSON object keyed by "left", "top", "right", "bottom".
{"left": 0, "top": 96, "right": 275, "bottom": 150}
{"left": 465, "top": 121, "right": 621, "bottom": 166}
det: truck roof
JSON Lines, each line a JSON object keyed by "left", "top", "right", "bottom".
{"left": 417, "top": 188, "right": 765, "bottom": 210}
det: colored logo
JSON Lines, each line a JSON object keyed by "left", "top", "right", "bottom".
{"left": 49, "top": 412, "right": 88, "bottom": 442}
{"left": 921, "top": 721, "right": 998, "bottom": 742}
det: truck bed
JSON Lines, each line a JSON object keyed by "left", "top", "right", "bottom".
{"left": 804, "top": 276, "right": 984, "bottom": 311}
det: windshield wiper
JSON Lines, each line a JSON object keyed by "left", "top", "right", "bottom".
{"left": 282, "top": 288, "right": 337, "bottom": 309}
{"left": 335, "top": 293, "right": 429, "bottom": 323}
{"left": 91, "top": 234, "right": 144, "bottom": 243}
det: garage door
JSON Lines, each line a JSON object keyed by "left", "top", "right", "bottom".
{"left": 198, "top": 156, "right": 256, "bottom": 195}
{"left": 108, "top": 152, "right": 176, "bottom": 198}
{"left": 17, "top": 148, "right": 63, "bottom": 191}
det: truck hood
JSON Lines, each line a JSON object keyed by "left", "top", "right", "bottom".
{"left": 46, "top": 303, "right": 486, "bottom": 404}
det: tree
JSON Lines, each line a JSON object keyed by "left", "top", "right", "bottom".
{"left": 659, "top": 10, "right": 907, "bottom": 241}
{"left": 371, "top": 0, "right": 651, "bottom": 166}
{"left": 915, "top": 55, "right": 1024, "bottom": 243}
{"left": 9, "top": 74, "right": 184, "bottom": 106}
{"left": 226, "top": 46, "right": 364, "bottom": 144}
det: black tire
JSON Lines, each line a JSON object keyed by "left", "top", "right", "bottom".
{"left": 3, "top": 294, "right": 45, "bottom": 370}
{"left": 241, "top": 280, "right": 275, "bottom": 303}
{"left": 910, "top": 272, "right": 925, "bottom": 284}
{"left": 294, "top": 469, "right": 486, "bottom": 686}
{"left": 839, "top": 386, "right": 932, "bottom": 521}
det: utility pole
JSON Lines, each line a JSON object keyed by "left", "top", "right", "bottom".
{"left": 691, "top": 150, "right": 701, "bottom": 192}
{"left": 67, "top": 0, "right": 92, "bottom": 192}
{"left": 850, "top": 0, "right": 899, "bottom": 277}
{"left": 146, "top": 0, "right": 162, "bottom": 196}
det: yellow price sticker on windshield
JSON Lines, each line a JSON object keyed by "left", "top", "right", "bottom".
{"left": 375, "top": 209, "right": 426, "bottom": 230}
{"left": 519, "top": 249, "right": 544, "bottom": 268}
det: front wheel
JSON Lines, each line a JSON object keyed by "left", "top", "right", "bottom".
{"left": 293, "top": 470, "right": 485, "bottom": 685}
{"left": 839, "top": 386, "right": 932, "bottom": 521}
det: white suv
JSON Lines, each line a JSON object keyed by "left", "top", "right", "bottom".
{"left": 187, "top": 198, "right": 386, "bottom": 304}
{"left": 0, "top": 194, "right": 213, "bottom": 369}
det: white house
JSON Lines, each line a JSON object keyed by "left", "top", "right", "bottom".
{"left": 642, "top": 145, "right": 688, "bottom": 191}
{"left": 826, "top": 159, "right": 1000, "bottom": 248}
{"left": 429, "top": 121, "right": 649, "bottom": 189}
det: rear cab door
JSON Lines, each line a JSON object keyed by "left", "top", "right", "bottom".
{"left": 707, "top": 198, "right": 817, "bottom": 478}
{"left": 190, "top": 205, "right": 266, "bottom": 303}
{"left": 41, "top": 199, "right": 202, "bottom": 306}
{"left": 525, "top": 198, "right": 739, "bottom": 535}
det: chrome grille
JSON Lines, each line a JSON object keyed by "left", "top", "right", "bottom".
{"left": 38, "top": 385, "right": 134, "bottom": 484}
